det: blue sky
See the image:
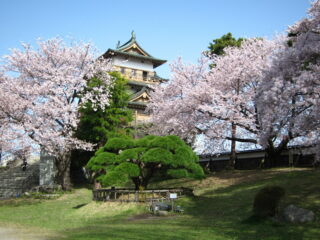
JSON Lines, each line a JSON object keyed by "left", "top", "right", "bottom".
{"left": 0, "top": 0, "right": 311, "bottom": 78}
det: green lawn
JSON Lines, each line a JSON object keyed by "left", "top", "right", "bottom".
{"left": 0, "top": 168, "right": 319, "bottom": 240}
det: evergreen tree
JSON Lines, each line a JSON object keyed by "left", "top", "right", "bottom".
{"left": 76, "top": 72, "right": 133, "bottom": 146}
{"left": 86, "top": 135, "right": 204, "bottom": 190}
{"left": 208, "top": 32, "right": 243, "bottom": 56}
{"left": 71, "top": 72, "right": 133, "bottom": 179}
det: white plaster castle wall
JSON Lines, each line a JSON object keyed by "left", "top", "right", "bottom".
{"left": 113, "top": 56, "right": 154, "bottom": 72}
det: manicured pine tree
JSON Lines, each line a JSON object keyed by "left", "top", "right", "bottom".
{"left": 86, "top": 135, "right": 204, "bottom": 190}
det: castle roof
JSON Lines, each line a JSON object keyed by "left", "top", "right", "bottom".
{"left": 130, "top": 86, "right": 150, "bottom": 102}
{"left": 102, "top": 31, "right": 166, "bottom": 68}
{"left": 128, "top": 101, "right": 147, "bottom": 109}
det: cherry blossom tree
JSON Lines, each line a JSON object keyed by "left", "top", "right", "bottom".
{"left": 257, "top": 0, "right": 320, "bottom": 163}
{"left": 0, "top": 123, "right": 34, "bottom": 165}
{"left": 0, "top": 72, "right": 32, "bottom": 164}
{"left": 150, "top": 1, "right": 320, "bottom": 167}
{"left": 206, "top": 33, "right": 244, "bottom": 166}
{"left": 148, "top": 38, "right": 283, "bottom": 167}
{"left": 0, "top": 38, "right": 113, "bottom": 189}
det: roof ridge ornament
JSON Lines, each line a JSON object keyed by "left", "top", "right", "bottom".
{"left": 116, "top": 41, "right": 120, "bottom": 49}
{"left": 131, "top": 30, "right": 136, "bottom": 40}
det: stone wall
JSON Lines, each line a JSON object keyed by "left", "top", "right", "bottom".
{"left": 0, "top": 163, "right": 39, "bottom": 199}
{"left": 0, "top": 149, "right": 58, "bottom": 199}
{"left": 39, "top": 149, "right": 56, "bottom": 186}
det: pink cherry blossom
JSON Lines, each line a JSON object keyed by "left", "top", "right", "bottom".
{"left": 257, "top": 0, "right": 320, "bottom": 158}
{"left": 0, "top": 38, "right": 113, "bottom": 187}
{"left": 148, "top": 38, "right": 281, "bottom": 154}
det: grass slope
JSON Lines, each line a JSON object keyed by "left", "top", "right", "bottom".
{"left": 0, "top": 168, "right": 319, "bottom": 240}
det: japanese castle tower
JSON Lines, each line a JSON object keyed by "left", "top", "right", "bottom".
{"left": 102, "top": 31, "right": 167, "bottom": 124}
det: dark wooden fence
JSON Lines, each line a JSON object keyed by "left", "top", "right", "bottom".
{"left": 93, "top": 188, "right": 192, "bottom": 202}
{"left": 199, "top": 147, "right": 316, "bottom": 171}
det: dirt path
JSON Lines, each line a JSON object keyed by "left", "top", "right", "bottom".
{"left": 0, "top": 227, "right": 52, "bottom": 240}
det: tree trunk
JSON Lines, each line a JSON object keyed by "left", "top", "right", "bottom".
{"left": 55, "top": 151, "right": 72, "bottom": 190}
{"left": 229, "top": 123, "right": 237, "bottom": 169}
{"left": 264, "top": 137, "right": 289, "bottom": 168}
{"left": 132, "top": 177, "right": 142, "bottom": 190}
{"left": 141, "top": 178, "right": 150, "bottom": 190}
{"left": 229, "top": 78, "right": 240, "bottom": 169}
{"left": 264, "top": 147, "right": 277, "bottom": 168}
{"left": 132, "top": 177, "right": 150, "bottom": 190}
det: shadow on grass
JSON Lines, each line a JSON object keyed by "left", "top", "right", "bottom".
{"left": 53, "top": 223, "right": 201, "bottom": 240}
{"left": 49, "top": 170, "right": 320, "bottom": 240}
{"left": 72, "top": 203, "right": 88, "bottom": 209}
{"left": 73, "top": 183, "right": 94, "bottom": 190}
{"left": 176, "top": 170, "right": 320, "bottom": 240}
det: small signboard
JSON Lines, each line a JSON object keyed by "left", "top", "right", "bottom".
{"left": 169, "top": 193, "right": 177, "bottom": 199}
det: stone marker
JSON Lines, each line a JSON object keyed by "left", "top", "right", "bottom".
{"left": 283, "top": 204, "right": 315, "bottom": 223}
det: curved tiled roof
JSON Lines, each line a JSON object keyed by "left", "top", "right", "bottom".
{"left": 128, "top": 101, "right": 147, "bottom": 109}
{"left": 116, "top": 31, "right": 152, "bottom": 57}
{"left": 104, "top": 50, "right": 166, "bottom": 68}
{"left": 102, "top": 31, "right": 166, "bottom": 68}
{"left": 129, "top": 86, "right": 149, "bottom": 101}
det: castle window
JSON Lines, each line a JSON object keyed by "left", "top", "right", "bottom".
{"left": 120, "top": 67, "right": 125, "bottom": 74}
{"left": 143, "top": 71, "right": 148, "bottom": 80}
{"left": 131, "top": 69, "right": 136, "bottom": 77}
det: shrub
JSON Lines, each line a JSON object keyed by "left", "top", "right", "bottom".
{"left": 253, "top": 186, "right": 285, "bottom": 218}
{"left": 86, "top": 135, "right": 205, "bottom": 190}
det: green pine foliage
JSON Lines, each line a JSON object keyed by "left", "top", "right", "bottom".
{"left": 86, "top": 135, "right": 205, "bottom": 190}
{"left": 208, "top": 32, "right": 244, "bottom": 56}
{"left": 76, "top": 72, "right": 133, "bottom": 146}
{"left": 71, "top": 72, "right": 133, "bottom": 174}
